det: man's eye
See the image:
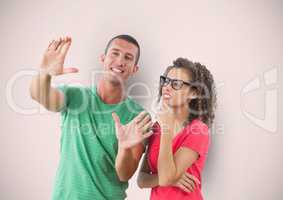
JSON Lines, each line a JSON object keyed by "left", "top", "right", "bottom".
{"left": 125, "top": 56, "right": 133, "bottom": 60}
{"left": 112, "top": 52, "right": 119, "bottom": 56}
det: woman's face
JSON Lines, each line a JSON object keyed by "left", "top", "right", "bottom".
{"left": 161, "top": 68, "right": 194, "bottom": 108}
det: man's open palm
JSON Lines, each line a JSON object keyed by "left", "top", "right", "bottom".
{"left": 112, "top": 111, "right": 154, "bottom": 149}
{"left": 40, "top": 36, "right": 78, "bottom": 76}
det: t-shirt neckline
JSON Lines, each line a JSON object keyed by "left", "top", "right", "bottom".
{"left": 92, "top": 85, "right": 130, "bottom": 108}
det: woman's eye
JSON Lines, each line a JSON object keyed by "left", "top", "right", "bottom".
{"left": 172, "top": 82, "right": 178, "bottom": 87}
{"left": 173, "top": 81, "right": 182, "bottom": 87}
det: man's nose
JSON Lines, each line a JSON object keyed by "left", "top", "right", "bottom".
{"left": 116, "top": 55, "right": 125, "bottom": 66}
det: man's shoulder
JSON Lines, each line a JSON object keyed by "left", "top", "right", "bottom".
{"left": 57, "top": 85, "right": 93, "bottom": 98}
{"left": 56, "top": 85, "right": 94, "bottom": 113}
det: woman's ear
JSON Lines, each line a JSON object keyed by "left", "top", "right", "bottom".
{"left": 188, "top": 88, "right": 198, "bottom": 100}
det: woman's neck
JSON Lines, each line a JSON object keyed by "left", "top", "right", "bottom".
{"left": 173, "top": 104, "right": 189, "bottom": 120}
{"left": 169, "top": 104, "right": 190, "bottom": 134}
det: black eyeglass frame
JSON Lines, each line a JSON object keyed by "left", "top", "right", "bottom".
{"left": 160, "top": 75, "right": 193, "bottom": 90}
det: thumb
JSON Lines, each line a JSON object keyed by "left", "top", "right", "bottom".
{"left": 63, "top": 67, "right": 79, "bottom": 74}
{"left": 112, "top": 112, "right": 121, "bottom": 127}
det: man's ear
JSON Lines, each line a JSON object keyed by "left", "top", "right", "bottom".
{"left": 131, "top": 65, "right": 139, "bottom": 75}
{"left": 99, "top": 54, "right": 105, "bottom": 64}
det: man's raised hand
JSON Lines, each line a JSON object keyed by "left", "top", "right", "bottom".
{"left": 112, "top": 111, "right": 154, "bottom": 149}
{"left": 40, "top": 36, "right": 78, "bottom": 76}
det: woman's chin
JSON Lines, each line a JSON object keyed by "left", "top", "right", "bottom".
{"left": 162, "top": 98, "right": 173, "bottom": 107}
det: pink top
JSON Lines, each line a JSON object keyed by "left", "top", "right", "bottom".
{"left": 147, "top": 119, "right": 210, "bottom": 200}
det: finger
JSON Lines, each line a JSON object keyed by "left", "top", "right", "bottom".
{"left": 62, "top": 67, "right": 79, "bottom": 74}
{"left": 142, "top": 130, "right": 154, "bottom": 140}
{"left": 48, "top": 39, "right": 59, "bottom": 50}
{"left": 55, "top": 37, "right": 64, "bottom": 50}
{"left": 137, "top": 114, "right": 152, "bottom": 129}
{"left": 52, "top": 37, "right": 62, "bottom": 51}
{"left": 56, "top": 36, "right": 67, "bottom": 52}
{"left": 60, "top": 37, "right": 72, "bottom": 56}
{"left": 53, "top": 39, "right": 60, "bottom": 50}
{"left": 112, "top": 112, "right": 122, "bottom": 127}
{"left": 185, "top": 172, "right": 201, "bottom": 185}
{"left": 180, "top": 179, "right": 194, "bottom": 192}
{"left": 134, "top": 111, "right": 148, "bottom": 124}
{"left": 141, "top": 121, "right": 153, "bottom": 133}
{"left": 177, "top": 182, "right": 191, "bottom": 193}
{"left": 47, "top": 40, "right": 55, "bottom": 49}
{"left": 182, "top": 176, "right": 195, "bottom": 190}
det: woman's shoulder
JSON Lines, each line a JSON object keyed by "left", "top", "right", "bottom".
{"left": 185, "top": 119, "right": 209, "bottom": 136}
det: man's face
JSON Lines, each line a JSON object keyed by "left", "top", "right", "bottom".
{"left": 100, "top": 38, "right": 139, "bottom": 84}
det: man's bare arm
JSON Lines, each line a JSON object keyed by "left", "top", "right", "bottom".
{"left": 29, "top": 36, "right": 78, "bottom": 112}
{"left": 112, "top": 111, "right": 153, "bottom": 181}
{"left": 30, "top": 72, "right": 65, "bottom": 112}
{"left": 115, "top": 143, "right": 145, "bottom": 181}
{"left": 137, "top": 152, "right": 159, "bottom": 188}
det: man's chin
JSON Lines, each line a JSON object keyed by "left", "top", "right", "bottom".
{"left": 110, "top": 78, "right": 122, "bottom": 86}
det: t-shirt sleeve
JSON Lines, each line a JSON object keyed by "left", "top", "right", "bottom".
{"left": 56, "top": 85, "right": 68, "bottom": 113}
{"left": 181, "top": 120, "right": 210, "bottom": 156}
{"left": 56, "top": 85, "right": 89, "bottom": 114}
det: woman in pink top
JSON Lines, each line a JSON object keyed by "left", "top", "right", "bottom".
{"left": 137, "top": 58, "right": 217, "bottom": 200}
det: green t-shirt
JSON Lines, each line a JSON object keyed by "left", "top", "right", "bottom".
{"left": 51, "top": 85, "right": 144, "bottom": 200}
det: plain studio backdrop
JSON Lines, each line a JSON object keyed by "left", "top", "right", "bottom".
{"left": 1, "top": 0, "right": 282, "bottom": 199}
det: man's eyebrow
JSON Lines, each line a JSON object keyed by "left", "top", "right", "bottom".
{"left": 125, "top": 53, "right": 134, "bottom": 58}
{"left": 110, "top": 48, "right": 120, "bottom": 52}
{"left": 111, "top": 48, "right": 134, "bottom": 58}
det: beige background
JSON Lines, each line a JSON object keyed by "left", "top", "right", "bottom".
{"left": 1, "top": 0, "right": 282, "bottom": 199}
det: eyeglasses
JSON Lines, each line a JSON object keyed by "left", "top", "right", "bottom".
{"left": 160, "top": 75, "right": 192, "bottom": 90}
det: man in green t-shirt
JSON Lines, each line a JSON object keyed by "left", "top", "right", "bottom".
{"left": 30, "top": 35, "right": 153, "bottom": 200}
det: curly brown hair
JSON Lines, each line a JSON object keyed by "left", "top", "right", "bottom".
{"left": 158, "top": 58, "right": 217, "bottom": 128}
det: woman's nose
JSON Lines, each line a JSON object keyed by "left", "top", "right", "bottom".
{"left": 163, "top": 84, "right": 173, "bottom": 92}
{"left": 165, "top": 81, "right": 174, "bottom": 90}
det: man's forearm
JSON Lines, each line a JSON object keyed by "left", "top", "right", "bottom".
{"left": 115, "top": 147, "right": 138, "bottom": 181}
{"left": 30, "top": 71, "right": 51, "bottom": 105}
{"left": 137, "top": 172, "right": 159, "bottom": 188}
{"left": 30, "top": 71, "right": 63, "bottom": 112}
